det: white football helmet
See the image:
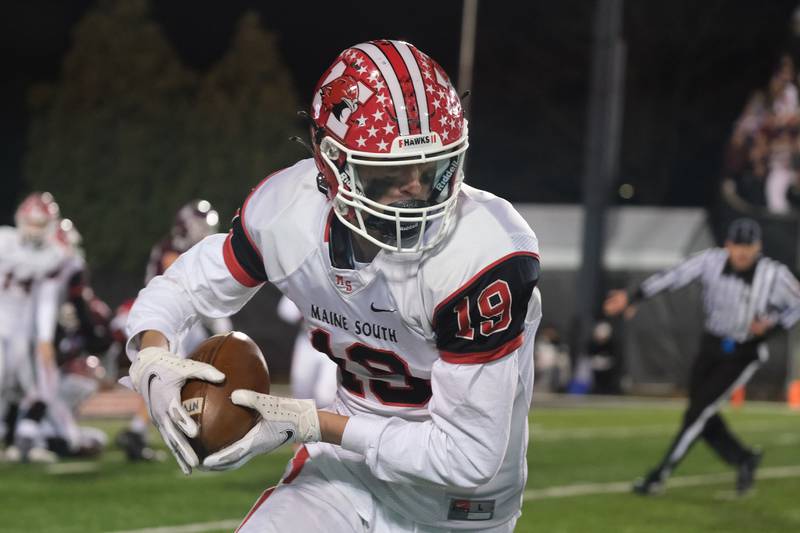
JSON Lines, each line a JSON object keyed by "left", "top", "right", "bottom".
{"left": 310, "top": 40, "right": 469, "bottom": 253}
{"left": 171, "top": 200, "right": 220, "bottom": 252}
{"left": 15, "top": 192, "right": 60, "bottom": 246}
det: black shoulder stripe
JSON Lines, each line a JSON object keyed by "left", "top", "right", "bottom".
{"left": 230, "top": 215, "right": 267, "bottom": 282}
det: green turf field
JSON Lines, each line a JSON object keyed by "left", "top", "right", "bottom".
{"left": 2, "top": 399, "right": 799, "bottom": 532}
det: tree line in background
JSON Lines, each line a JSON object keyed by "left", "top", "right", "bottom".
{"left": 23, "top": 0, "right": 303, "bottom": 275}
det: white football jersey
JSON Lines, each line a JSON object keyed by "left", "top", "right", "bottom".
{"left": 127, "top": 158, "right": 542, "bottom": 529}
{"left": 0, "top": 226, "right": 66, "bottom": 341}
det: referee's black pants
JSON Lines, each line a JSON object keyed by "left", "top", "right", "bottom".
{"left": 654, "top": 333, "right": 764, "bottom": 477}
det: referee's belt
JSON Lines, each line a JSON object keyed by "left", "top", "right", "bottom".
{"left": 704, "top": 332, "right": 762, "bottom": 354}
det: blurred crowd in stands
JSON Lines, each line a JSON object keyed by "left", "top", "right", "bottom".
{"left": 534, "top": 320, "right": 622, "bottom": 395}
{"left": 726, "top": 54, "right": 800, "bottom": 214}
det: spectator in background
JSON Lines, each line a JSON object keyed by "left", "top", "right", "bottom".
{"left": 725, "top": 54, "right": 800, "bottom": 213}
{"left": 726, "top": 93, "right": 769, "bottom": 206}
{"left": 763, "top": 54, "right": 798, "bottom": 213}
{"left": 588, "top": 320, "right": 621, "bottom": 395}
{"left": 534, "top": 326, "right": 570, "bottom": 393}
{"left": 767, "top": 54, "right": 798, "bottom": 119}
{"left": 788, "top": 134, "right": 800, "bottom": 209}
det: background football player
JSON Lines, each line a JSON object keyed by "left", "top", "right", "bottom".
{"left": 276, "top": 295, "right": 337, "bottom": 409}
{"left": 1, "top": 193, "right": 66, "bottom": 462}
{"left": 145, "top": 199, "right": 232, "bottom": 354}
{"left": 124, "top": 40, "right": 541, "bottom": 532}
{"left": 113, "top": 200, "right": 230, "bottom": 461}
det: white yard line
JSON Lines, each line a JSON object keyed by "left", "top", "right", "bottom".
{"left": 523, "top": 465, "right": 800, "bottom": 500}
{"left": 110, "top": 465, "right": 800, "bottom": 532}
{"left": 108, "top": 520, "right": 240, "bottom": 533}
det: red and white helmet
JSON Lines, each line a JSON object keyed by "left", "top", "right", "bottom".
{"left": 171, "top": 199, "right": 220, "bottom": 252}
{"left": 15, "top": 192, "right": 60, "bottom": 245}
{"left": 311, "top": 40, "right": 469, "bottom": 253}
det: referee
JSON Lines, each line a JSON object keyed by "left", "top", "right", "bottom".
{"left": 604, "top": 218, "right": 800, "bottom": 496}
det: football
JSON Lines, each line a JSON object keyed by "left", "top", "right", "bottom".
{"left": 180, "top": 331, "right": 270, "bottom": 461}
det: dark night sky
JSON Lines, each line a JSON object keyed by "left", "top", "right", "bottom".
{"left": 2, "top": 0, "right": 799, "bottom": 223}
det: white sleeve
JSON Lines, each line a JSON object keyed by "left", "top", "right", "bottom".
{"left": 202, "top": 316, "right": 234, "bottom": 335}
{"left": 340, "top": 352, "right": 518, "bottom": 489}
{"left": 125, "top": 233, "right": 262, "bottom": 360}
{"left": 639, "top": 249, "right": 713, "bottom": 298}
{"left": 35, "top": 277, "right": 61, "bottom": 343}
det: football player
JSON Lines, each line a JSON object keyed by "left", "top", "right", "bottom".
{"left": 145, "top": 199, "right": 232, "bottom": 354}
{"left": 110, "top": 300, "right": 164, "bottom": 462}
{"left": 113, "top": 201, "right": 224, "bottom": 461}
{"left": 8, "top": 214, "right": 109, "bottom": 460}
{"left": 43, "top": 218, "right": 111, "bottom": 457}
{"left": 125, "top": 40, "right": 541, "bottom": 532}
{"left": 0, "top": 193, "right": 66, "bottom": 462}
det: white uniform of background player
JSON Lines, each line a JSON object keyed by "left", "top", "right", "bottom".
{"left": 125, "top": 41, "right": 541, "bottom": 532}
{"left": 33, "top": 219, "right": 109, "bottom": 456}
{"left": 277, "top": 295, "right": 337, "bottom": 407}
{"left": 0, "top": 193, "right": 66, "bottom": 460}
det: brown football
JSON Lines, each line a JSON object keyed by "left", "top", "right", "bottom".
{"left": 180, "top": 331, "right": 270, "bottom": 461}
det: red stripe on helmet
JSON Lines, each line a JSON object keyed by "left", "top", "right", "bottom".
{"left": 375, "top": 41, "right": 421, "bottom": 135}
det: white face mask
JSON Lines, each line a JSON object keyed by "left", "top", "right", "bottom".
{"left": 320, "top": 132, "right": 468, "bottom": 253}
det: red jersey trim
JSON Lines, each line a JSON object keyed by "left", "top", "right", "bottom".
{"left": 235, "top": 486, "right": 276, "bottom": 532}
{"left": 432, "top": 251, "right": 540, "bottom": 327}
{"left": 282, "top": 445, "right": 310, "bottom": 484}
{"left": 439, "top": 333, "right": 523, "bottom": 364}
{"left": 234, "top": 444, "right": 310, "bottom": 531}
{"left": 323, "top": 209, "right": 334, "bottom": 243}
{"left": 223, "top": 233, "right": 261, "bottom": 287}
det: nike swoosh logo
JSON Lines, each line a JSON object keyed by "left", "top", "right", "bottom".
{"left": 147, "top": 373, "right": 158, "bottom": 398}
{"left": 146, "top": 373, "right": 159, "bottom": 421}
{"left": 281, "top": 430, "right": 294, "bottom": 445}
{"left": 370, "top": 303, "right": 396, "bottom": 313}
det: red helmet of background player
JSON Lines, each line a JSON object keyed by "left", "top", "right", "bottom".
{"left": 310, "top": 40, "right": 469, "bottom": 253}
{"left": 15, "top": 192, "right": 60, "bottom": 245}
{"left": 171, "top": 199, "right": 220, "bottom": 252}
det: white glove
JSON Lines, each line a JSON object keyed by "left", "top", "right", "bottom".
{"left": 127, "top": 346, "right": 225, "bottom": 474}
{"left": 202, "top": 390, "right": 320, "bottom": 471}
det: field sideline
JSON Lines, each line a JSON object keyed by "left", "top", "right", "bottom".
{"left": 2, "top": 397, "right": 798, "bottom": 532}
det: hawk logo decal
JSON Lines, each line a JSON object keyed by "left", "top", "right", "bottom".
{"left": 320, "top": 75, "right": 360, "bottom": 123}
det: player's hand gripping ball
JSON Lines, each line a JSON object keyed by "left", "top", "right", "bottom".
{"left": 180, "top": 332, "right": 270, "bottom": 461}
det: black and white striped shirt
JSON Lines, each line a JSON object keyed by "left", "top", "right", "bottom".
{"left": 634, "top": 248, "right": 800, "bottom": 342}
